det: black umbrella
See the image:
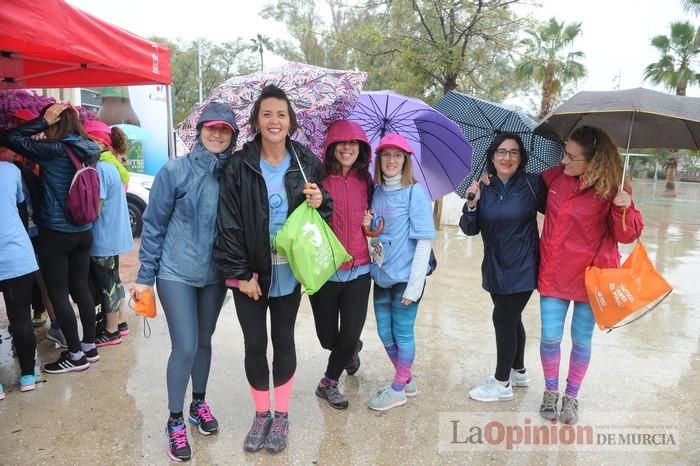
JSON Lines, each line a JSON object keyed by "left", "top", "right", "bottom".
{"left": 536, "top": 87, "right": 700, "bottom": 185}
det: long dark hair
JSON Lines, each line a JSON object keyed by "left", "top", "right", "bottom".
{"left": 484, "top": 132, "right": 528, "bottom": 176}
{"left": 248, "top": 84, "right": 298, "bottom": 135}
{"left": 324, "top": 141, "right": 371, "bottom": 177}
{"left": 39, "top": 104, "right": 91, "bottom": 141}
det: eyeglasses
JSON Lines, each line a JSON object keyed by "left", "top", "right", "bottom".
{"left": 495, "top": 148, "right": 521, "bottom": 159}
{"left": 379, "top": 152, "right": 405, "bottom": 160}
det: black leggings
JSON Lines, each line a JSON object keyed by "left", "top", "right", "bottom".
{"left": 1, "top": 273, "right": 36, "bottom": 375}
{"left": 491, "top": 291, "right": 533, "bottom": 382}
{"left": 232, "top": 285, "right": 301, "bottom": 390}
{"left": 309, "top": 274, "right": 370, "bottom": 380}
{"left": 37, "top": 227, "right": 95, "bottom": 352}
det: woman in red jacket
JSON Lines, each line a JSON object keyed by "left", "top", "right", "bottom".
{"left": 309, "top": 120, "right": 373, "bottom": 410}
{"left": 538, "top": 126, "right": 643, "bottom": 425}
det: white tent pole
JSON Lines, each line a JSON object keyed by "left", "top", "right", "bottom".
{"left": 621, "top": 111, "right": 636, "bottom": 190}
{"left": 166, "top": 84, "right": 175, "bottom": 160}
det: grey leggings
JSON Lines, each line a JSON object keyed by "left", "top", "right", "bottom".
{"left": 156, "top": 278, "right": 227, "bottom": 413}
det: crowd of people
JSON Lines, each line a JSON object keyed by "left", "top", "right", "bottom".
{"left": 0, "top": 85, "right": 644, "bottom": 462}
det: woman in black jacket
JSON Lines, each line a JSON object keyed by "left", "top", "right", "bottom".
{"left": 460, "top": 133, "right": 546, "bottom": 403}
{"left": 214, "top": 85, "right": 330, "bottom": 453}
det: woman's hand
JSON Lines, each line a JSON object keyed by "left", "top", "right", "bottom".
{"left": 239, "top": 277, "right": 262, "bottom": 301}
{"left": 613, "top": 190, "right": 632, "bottom": 209}
{"left": 130, "top": 283, "right": 153, "bottom": 301}
{"left": 303, "top": 183, "right": 323, "bottom": 209}
{"left": 362, "top": 210, "right": 373, "bottom": 228}
{"left": 43, "top": 103, "right": 70, "bottom": 125}
{"left": 465, "top": 181, "right": 481, "bottom": 209}
{"left": 401, "top": 298, "right": 414, "bottom": 305}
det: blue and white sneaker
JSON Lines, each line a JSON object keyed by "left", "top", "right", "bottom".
{"left": 369, "top": 386, "right": 407, "bottom": 411}
{"left": 19, "top": 374, "right": 36, "bottom": 392}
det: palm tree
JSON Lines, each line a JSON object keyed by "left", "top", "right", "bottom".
{"left": 643, "top": 21, "right": 700, "bottom": 96}
{"left": 514, "top": 18, "right": 586, "bottom": 120}
{"left": 683, "top": 0, "right": 700, "bottom": 15}
{"left": 250, "top": 34, "right": 273, "bottom": 72}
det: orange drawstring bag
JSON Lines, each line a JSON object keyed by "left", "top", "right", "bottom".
{"left": 585, "top": 240, "right": 672, "bottom": 332}
{"left": 129, "top": 288, "right": 157, "bottom": 337}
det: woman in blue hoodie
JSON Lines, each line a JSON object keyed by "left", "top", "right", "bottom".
{"left": 459, "top": 133, "right": 547, "bottom": 403}
{"left": 0, "top": 103, "right": 100, "bottom": 374}
{"left": 131, "top": 102, "right": 238, "bottom": 462}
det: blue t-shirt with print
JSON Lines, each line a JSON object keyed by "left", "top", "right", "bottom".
{"left": 260, "top": 152, "right": 298, "bottom": 297}
{"left": 370, "top": 184, "right": 435, "bottom": 288}
{"left": 92, "top": 161, "right": 133, "bottom": 257}
{"left": 0, "top": 162, "right": 38, "bottom": 280}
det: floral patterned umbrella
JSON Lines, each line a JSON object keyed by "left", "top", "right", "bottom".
{"left": 176, "top": 62, "right": 367, "bottom": 158}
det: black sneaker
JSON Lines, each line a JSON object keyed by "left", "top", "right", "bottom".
{"left": 244, "top": 411, "right": 272, "bottom": 452}
{"left": 43, "top": 351, "right": 90, "bottom": 373}
{"left": 118, "top": 321, "right": 129, "bottom": 337}
{"left": 189, "top": 400, "right": 219, "bottom": 435}
{"left": 95, "top": 330, "right": 123, "bottom": 348}
{"left": 165, "top": 417, "right": 192, "bottom": 462}
{"left": 315, "top": 380, "right": 349, "bottom": 409}
{"left": 345, "top": 339, "right": 363, "bottom": 375}
{"left": 84, "top": 347, "right": 100, "bottom": 363}
{"left": 264, "top": 412, "right": 289, "bottom": 453}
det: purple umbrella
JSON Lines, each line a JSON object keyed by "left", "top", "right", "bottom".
{"left": 348, "top": 90, "right": 473, "bottom": 200}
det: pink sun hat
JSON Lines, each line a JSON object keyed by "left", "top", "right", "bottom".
{"left": 375, "top": 133, "right": 412, "bottom": 155}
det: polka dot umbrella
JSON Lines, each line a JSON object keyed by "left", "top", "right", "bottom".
{"left": 433, "top": 91, "right": 563, "bottom": 198}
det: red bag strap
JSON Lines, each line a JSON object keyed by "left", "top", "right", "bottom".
{"left": 63, "top": 144, "right": 84, "bottom": 171}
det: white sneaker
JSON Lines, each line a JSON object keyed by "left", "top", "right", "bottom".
{"left": 469, "top": 376, "right": 513, "bottom": 402}
{"left": 510, "top": 369, "right": 529, "bottom": 387}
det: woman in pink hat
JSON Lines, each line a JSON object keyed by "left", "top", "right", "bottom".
{"left": 362, "top": 133, "right": 435, "bottom": 412}
{"left": 309, "top": 120, "right": 373, "bottom": 410}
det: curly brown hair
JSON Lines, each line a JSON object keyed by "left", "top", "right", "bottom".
{"left": 568, "top": 126, "right": 624, "bottom": 199}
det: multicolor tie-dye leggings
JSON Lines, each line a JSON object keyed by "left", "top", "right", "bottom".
{"left": 540, "top": 296, "right": 596, "bottom": 398}
{"left": 373, "top": 283, "right": 419, "bottom": 391}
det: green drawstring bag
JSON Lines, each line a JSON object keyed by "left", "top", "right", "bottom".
{"left": 274, "top": 202, "right": 351, "bottom": 295}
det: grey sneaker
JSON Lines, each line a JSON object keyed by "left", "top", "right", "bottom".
{"left": 510, "top": 369, "right": 529, "bottom": 387}
{"left": 369, "top": 386, "right": 407, "bottom": 411}
{"left": 468, "top": 376, "right": 513, "bottom": 402}
{"left": 244, "top": 411, "right": 272, "bottom": 452}
{"left": 46, "top": 327, "right": 67, "bottom": 348}
{"left": 559, "top": 395, "right": 579, "bottom": 424}
{"left": 539, "top": 390, "right": 559, "bottom": 421}
{"left": 377, "top": 378, "right": 417, "bottom": 397}
{"left": 315, "top": 380, "right": 349, "bottom": 409}
{"left": 264, "top": 412, "right": 289, "bottom": 453}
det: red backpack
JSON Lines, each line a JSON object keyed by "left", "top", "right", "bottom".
{"left": 64, "top": 145, "right": 100, "bottom": 225}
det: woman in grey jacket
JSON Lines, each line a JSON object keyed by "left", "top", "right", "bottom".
{"left": 131, "top": 102, "right": 238, "bottom": 463}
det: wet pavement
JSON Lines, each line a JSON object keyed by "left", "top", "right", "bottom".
{"left": 1, "top": 180, "right": 698, "bottom": 465}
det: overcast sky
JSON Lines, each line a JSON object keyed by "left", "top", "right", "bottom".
{"left": 68, "top": 0, "right": 698, "bottom": 97}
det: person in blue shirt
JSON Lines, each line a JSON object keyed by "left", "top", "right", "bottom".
{"left": 85, "top": 120, "right": 133, "bottom": 347}
{"left": 362, "top": 133, "right": 436, "bottom": 412}
{"left": 460, "top": 133, "right": 547, "bottom": 403}
{"left": 131, "top": 102, "right": 238, "bottom": 462}
{"left": 0, "top": 160, "right": 39, "bottom": 395}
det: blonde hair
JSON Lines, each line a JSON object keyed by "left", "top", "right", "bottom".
{"left": 373, "top": 150, "right": 416, "bottom": 187}
{"left": 569, "top": 126, "right": 624, "bottom": 199}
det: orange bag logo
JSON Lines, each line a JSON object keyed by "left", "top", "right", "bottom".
{"left": 585, "top": 241, "right": 672, "bottom": 331}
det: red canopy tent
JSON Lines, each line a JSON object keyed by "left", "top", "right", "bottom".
{"left": 0, "top": 0, "right": 174, "bottom": 153}
{"left": 0, "top": 0, "right": 171, "bottom": 87}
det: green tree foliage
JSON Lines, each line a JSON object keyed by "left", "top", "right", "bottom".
{"left": 514, "top": 17, "right": 586, "bottom": 120}
{"left": 262, "top": 0, "right": 526, "bottom": 103}
{"left": 151, "top": 36, "right": 255, "bottom": 123}
{"left": 683, "top": 0, "right": 700, "bottom": 15}
{"left": 643, "top": 21, "right": 700, "bottom": 96}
